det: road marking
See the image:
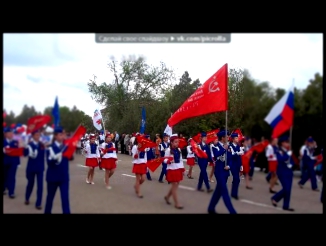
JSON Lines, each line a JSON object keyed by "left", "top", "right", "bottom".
{"left": 77, "top": 164, "right": 87, "bottom": 168}
{"left": 240, "top": 199, "right": 282, "bottom": 210}
{"left": 122, "top": 174, "right": 136, "bottom": 178}
{"left": 179, "top": 185, "right": 196, "bottom": 191}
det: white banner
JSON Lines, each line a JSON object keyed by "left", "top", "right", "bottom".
{"left": 93, "top": 109, "right": 103, "bottom": 130}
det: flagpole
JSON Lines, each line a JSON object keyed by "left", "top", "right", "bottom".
{"left": 289, "top": 78, "right": 295, "bottom": 149}
{"left": 225, "top": 110, "right": 228, "bottom": 166}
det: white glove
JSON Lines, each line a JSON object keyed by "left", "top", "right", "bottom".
{"left": 55, "top": 152, "right": 62, "bottom": 163}
{"left": 240, "top": 166, "right": 243, "bottom": 171}
{"left": 287, "top": 151, "right": 292, "bottom": 156}
{"left": 224, "top": 165, "right": 230, "bottom": 170}
{"left": 287, "top": 164, "right": 292, "bottom": 169}
{"left": 145, "top": 147, "right": 150, "bottom": 151}
{"left": 237, "top": 151, "right": 244, "bottom": 155}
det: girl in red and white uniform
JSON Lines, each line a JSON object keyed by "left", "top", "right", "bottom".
{"left": 100, "top": 134, "right": 117, "bottom": 189}
{"left": 163, "top": 134, "right": 185, "bottom": 209}
{"left": 131, "top": 139, "right": 147, "bottom": 198}
{"left": 85, "top": 134, "right": 100, "bottom": 184}
{"left": 186, "top": 138, "right": 195, "bottom": 179}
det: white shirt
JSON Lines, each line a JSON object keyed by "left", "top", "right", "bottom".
{"left": 164, "top": 148, "right": 184, "bottom": 170}
{"left": 131, "top": 145, "right": 147, "bottom": 164}
{"left": 85, "top": 143, "right": 100, "bottom": 158}
{"left": 186, "top": 145, "right": 195, "bottom": 158}
{"left": 100, "top": 142, "right": 117, "bottom": 159}
{"left": 266, "top": 144, "right": 277, "bottom": 161}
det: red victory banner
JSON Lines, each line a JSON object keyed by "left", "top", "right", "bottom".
{"left": 190, "top": 139, "right": 208, "bottom": 159}
{"left": 167, "top": 64, "right": 228, "bottom": 127}
{"left": 231, "top": 128, "right": 244, "bottom": 141}
{"left": 27, "top": 115, "right": 51, "bottom": 134}
{"left": 178, "top": 137, "right": 187, "bottom": 149}
{"left": 5, "top": 147, "right": 25, "bottom": 157}
{"left": 136, "top": 135, "right": 157, "bottom": 151}
{"left": 62, "top": 125, "right": 87, "bottom": 159}
{"left": 192, "top": 133, "right": 201, "bottom": 143}
{"left": 206, "top": 128, "right": 220, "bottom": 144}
{"left": 146, "top": 156, "right": 174, "bottom": 172}
{"left": 251, "top": 140, "right": 270, "bottom": 153}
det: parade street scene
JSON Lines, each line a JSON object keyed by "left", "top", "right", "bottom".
{"left": 3, "top": 151, "right": 322, "bottom": 214}
{"left": 3, "top": 33, "right": 323, "bottom": 214}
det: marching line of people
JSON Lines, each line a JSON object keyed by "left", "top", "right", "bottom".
{"left": 4, "top": 123, "right": 323, "bottom": 213}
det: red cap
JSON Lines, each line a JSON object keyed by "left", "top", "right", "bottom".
{"left": 170, "top": 134, "right": 178, "bottom": 142}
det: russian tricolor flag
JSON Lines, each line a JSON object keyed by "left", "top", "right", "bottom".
{"left": 264, "top": 84, "right": 294, "bottom": 138}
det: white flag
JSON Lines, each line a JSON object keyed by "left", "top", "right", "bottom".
{"left": 164, "top": 124, "right": 173, "bottom": 136}
{"left": 93, "top": 109, "right": 103, "bottom": 130}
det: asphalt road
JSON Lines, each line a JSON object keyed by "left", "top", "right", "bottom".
{"left": 3, "top": 152, "right": 323, "bottom": 214}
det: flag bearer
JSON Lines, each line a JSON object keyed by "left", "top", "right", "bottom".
{"left": 158, "top": 133, "right": 170, "bottom": 183}
{"left": 196, "top": 132, "right": 213, "bottom": 193}
{"left": 24, "top": 129, "right": 45, "bottom": 210}
{"left": 145, "top": 134, "right": 154, "bottom": 180}
{"left": 3, "top": 126, "right": 21, "bottom": 198}
{"left": 85, "top": 134, "right": 100, "bottom": 184}
{"left": 186, "top": 138, "right": 195, "bottom": 179}
{"left": 44, "top": 126, "right": 71, "bottom": 214}
{"left": 229, "top": 133, "right": 244, "bottom": 200}
{"left": 271, "top": 136, "right": 295, "bottom": 211}
{"left": 208, "top": 130, "right": 236, "bottom": 214}
{"left": 298, "top": 137, "right": 319, "bottom": 191}
{"left": 100, "top": 133, "right": 117, "bottom": 189}
{"left": 163, "top": 134, "right": 185, "bottom": 209}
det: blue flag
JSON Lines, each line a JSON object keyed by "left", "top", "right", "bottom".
{"left": 139, "top": 106, "right": 146, "bottom": 134}
{"left": 52, "top": 96, "right": 60, "bottom": 127}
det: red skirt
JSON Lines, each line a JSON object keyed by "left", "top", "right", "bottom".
{"left": 187, "top": 158, "right": 195, "bottom": 166}
{"left": 268, "top": 160, "right": 278, "bottom": 173}
{"left": 166, "top": 168, "right": 185, "bottom": 183}
{"left": 132, "top": 163, "right": 147, "bottom": 174}
{"left": 101, "top": 158, "right": 117, "bottom": 170}
{"left": 209, "top": 162, "right": 214, "bottom": 167}
{"left": 85, "top": 158, "right": 98, "bottom": 168}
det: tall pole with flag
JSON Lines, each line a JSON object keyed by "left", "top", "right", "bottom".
{"left": 93, "top": 109, "right": 105, "bottom": 132}
{"left": 289, "top": 79, "right": 295, "bottom": 149}
{"left": 264, "top": 82, "right": 294, "bottom": 141}
{"left": 52, "top": 96, "right": 60, "bottom": 127}
{"left": 139, "top": 106, "right": 146, "bottom": 134}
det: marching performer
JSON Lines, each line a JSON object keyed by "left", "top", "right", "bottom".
{"left": 208, "top": 130, "right": 237, "bottom": 214}
{"left": 3, "top": 126, "right": 21, "bottom": 198}
{"left": 44, "top": 126, "right": 71, "bottom": 214}
{"left": 298, "top": 137, "right": 319, "bottom": 191}
{"left": 186, "top": 138, "right": 195, "bottom": 179}
{"left": 196, "top": 132, "right": 213, "bottom": 193}
{"left": 240, "top": 138, "right": 253, "bottom": 189}
{"left": 209, "top": 138, "right": 219, "bottom": 182}
{"left": 24, "top": 129, "right": 45, "bottom": 209}
{"left": 131, "top": 139, "right": 147, "bottom": 198}
{"left": 229, "top": 133, "right": 244, "bottom": 200}
{"left": 163, "top": 134, "right": 185, "bottom": 209}
{"left": 271, "top": 136, "right": 295, "bottom": 211}
{"left": 100, "top": 133, "right": 117, "bottom": 189}
{"left": 265, "top": 137, "right": 279, "bottom": 193}
{"left": 85, "top": 134, "right": 100, "bottom": 184}
{"left": 158, "top": 133, "right": 170, "bottom": 183}
{"left": 145, "top": 134, "right": 154, "bottom": 181}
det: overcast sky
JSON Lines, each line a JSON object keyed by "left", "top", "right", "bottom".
{"left": 3, "top": 33, "right": 323, "bottom": 117}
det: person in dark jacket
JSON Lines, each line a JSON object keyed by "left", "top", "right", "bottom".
{"left": 3, "top": 126, "right": 21, "bottom": 198}
{"left": 44, "top": 126, "right": 71, "bottom": 214}
{"left": 24, "top": 129, "right": 46, "bottom": 209}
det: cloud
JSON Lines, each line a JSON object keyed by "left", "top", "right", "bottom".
{"left": 26, "top": 75, "right": 43, "bottom": 83}
{"left": 3, "top": 33, "right": 77, "bottom": 67}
